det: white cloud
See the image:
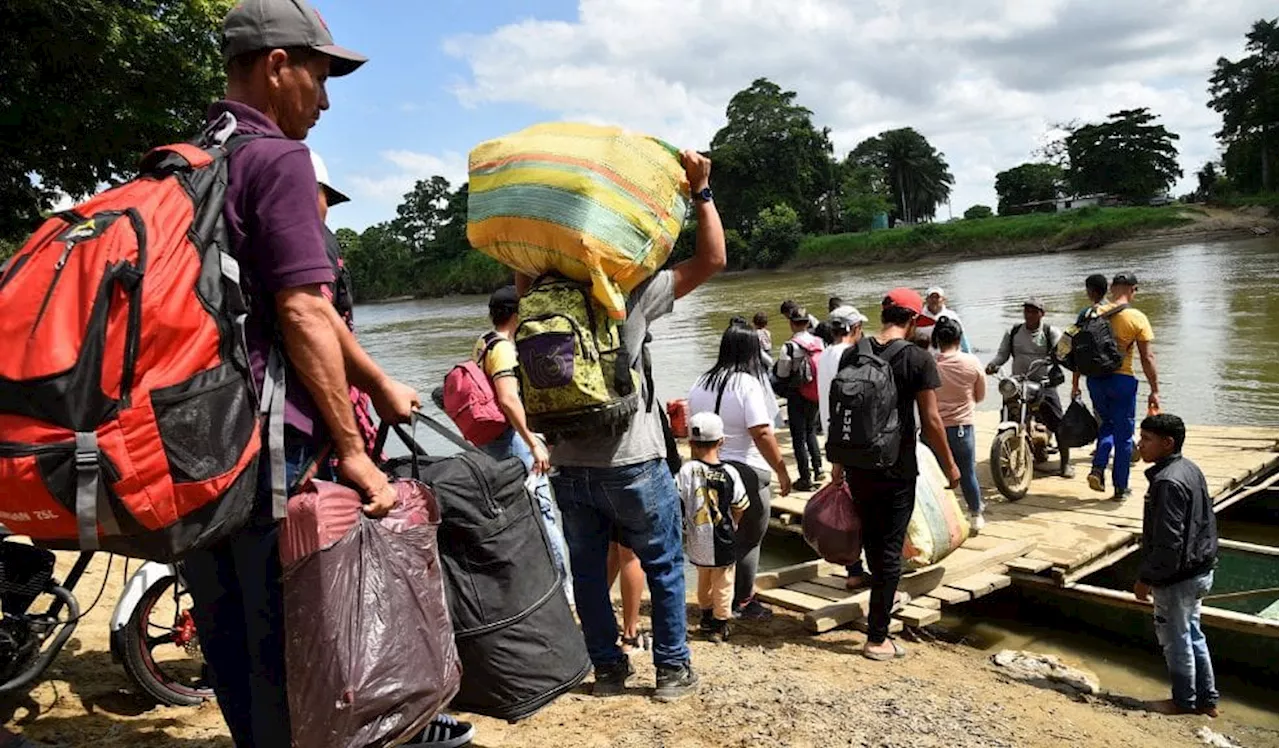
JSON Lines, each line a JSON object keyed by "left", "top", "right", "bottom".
{"left": 443, "top": 0, "right": 1269, "bottom": 214}
{"left": 347, "top": 149, "right": 469, "bottom": 204}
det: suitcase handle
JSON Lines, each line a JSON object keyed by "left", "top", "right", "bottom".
{"left": 373, "top": 410, "right": 478, "bottom": 481}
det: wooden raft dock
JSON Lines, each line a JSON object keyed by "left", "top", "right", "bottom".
{"left": 752, "top": 409, "right": 1278, "bottom": 633}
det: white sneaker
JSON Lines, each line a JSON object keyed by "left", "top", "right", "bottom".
{"left": 970, "top": 513, "right": 986, "bottom": 533}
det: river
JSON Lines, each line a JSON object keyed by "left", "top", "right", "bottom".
{"left": 354, "top": 235, "right": 1279, "bottom": 727}
{"left": 357, "top": 236, "right": 1278, "bottom": 430}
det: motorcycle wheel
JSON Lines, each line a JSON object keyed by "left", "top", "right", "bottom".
{"left": 990, "top": 428, "right": 1033, "bottom": 501}
{"left": 115, "top": 573, "right": 213, "bottom": 707}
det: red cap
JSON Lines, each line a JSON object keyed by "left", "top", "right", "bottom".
{"left": 882, "top": 287, "right": 924, "bottom": 315}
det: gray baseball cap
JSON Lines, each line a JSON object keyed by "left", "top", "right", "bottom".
{"left": 222, "top": 0, "right": 368, "bottom": 77}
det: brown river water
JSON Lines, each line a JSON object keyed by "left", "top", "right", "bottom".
{"left": 355, "top": 235, "right": 1279, "bottom": 729}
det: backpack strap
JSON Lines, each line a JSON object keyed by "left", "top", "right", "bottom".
{"left": 640, "top": 333, "right": 656, "bottom": 413}
{"left": 714, "top": 377, "right": 730, "bottom": 415}
{"left": 1099, "top": 303, "right": 1129, "bottom": 319}
{"left": 1010, "top": 323, "right": 1022, "bottom": 341}
{"left": 879, "top": 338, "right": 912, "bottom": 362}
{"left": 260, "top": 348, "right": 288, "bottom": 519}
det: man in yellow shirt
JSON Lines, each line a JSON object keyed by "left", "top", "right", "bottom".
{"left": 1084, "top": 273, "right": 1159, "bottom": 500}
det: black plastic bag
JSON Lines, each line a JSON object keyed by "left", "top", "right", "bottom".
{"left": 1059, "top": 397, "right": 1100, "bottom": 448}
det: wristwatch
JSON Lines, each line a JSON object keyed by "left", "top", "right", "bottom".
{"left": 692, "top": 186, "right": 713, "bottom": 203}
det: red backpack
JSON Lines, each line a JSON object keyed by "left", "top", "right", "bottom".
{"left": 794, "top": 338, "right": 825, "bottom": 403}
{"left": 442, "top": 334, "right": 509, "bottom": 446}
{"left": 0, "top": 130, "right": 265, "bottom": 561}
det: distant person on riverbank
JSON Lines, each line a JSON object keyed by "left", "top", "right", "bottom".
{"left": 920, "top": 287, "right": 971, "bottom": 353}
{"left": 536, "top": 150, "right": 726, "bottom": 702}
{"left": 774, "top": 306, "right": 826, "bottom": 491}
{"left": 678, "top": 413, "right": 750, "bottom": 642}
{"left": 985, "top": 297, "right": 1073, "bottom": 478}
{"left": 828, "top": 287, "right": 960, "bottom": 661}
{"left": 935, "top": 318, "right": 988, "bottom": 529}
{"left": 1134, "top": 414, "right": 1219, "bottom": 718}
{"left": 687, "top": 325, "right": 792, "bottom": 621}
{"left": 1084, "top": 273, "right": 1158, "bottom": 500}
{"left": 816, "top": 305, "right": 872, "bottom": 589}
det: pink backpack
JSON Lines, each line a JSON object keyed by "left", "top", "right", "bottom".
{"left": 443, "top": 334, "right": 509, "bottom": 446}
{"left": 795, "top": 338, "right": 825, "bottom": 403}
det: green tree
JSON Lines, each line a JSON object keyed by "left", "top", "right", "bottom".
{"left": 1065, "top": 108, "right": 1181, "bottom": 202}
{"left": 994, "top": 162, "right": 1064, "bottom": 214}
{"left": 1208, "top": 18, "right": 1279, "bottom": 193}
{"left": 1195, "top": 162, "right": 1224, "bottom": 201}
{"left": 0, "top": 0, "right": 234, "bottom": 240}
{"left": 849, "top": 128, "right": 954, "bottom": 224}
{"left": 838, "top": 163, "right": 892, "bottom": 231}
{"left": 747, "top": 203, "right": 803, "bottom": 268}
{"left": 963, "top": 205, "right": 993, "bottom": 220}
{"left": 709, "top": 79, "right": 834, "bottom": 234}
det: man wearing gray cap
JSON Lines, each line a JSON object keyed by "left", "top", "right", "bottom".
{"left": 985, "top": 298, "right": 1073, "bottom": 478}
{"left": 179, "top": 3, "right": 451, "bottom": 746}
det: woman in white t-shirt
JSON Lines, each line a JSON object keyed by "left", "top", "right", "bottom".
{"left": 688, "top": 324, "right": 792, "bottom": 620}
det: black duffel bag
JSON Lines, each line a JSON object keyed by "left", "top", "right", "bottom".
{"left": 1058, "top": 397, "right": 1100, "bottom": 449}
{"left": 377, "top": 413, "right": 590, "bottom": 722}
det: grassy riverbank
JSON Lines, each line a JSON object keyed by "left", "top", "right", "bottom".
{"left": 791, "top": 206, "right": 1207, "bottom": 268}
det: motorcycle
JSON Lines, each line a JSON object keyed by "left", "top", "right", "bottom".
{"left": 0, "top": 529, "right": 212, "bottom": 706}
{"left": 990, "top": 358, "right": 1060, "bottom": 501}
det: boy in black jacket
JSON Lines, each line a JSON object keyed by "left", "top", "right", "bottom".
{"left": 1134, "top": 414, "right": 1219, "bottom": 717}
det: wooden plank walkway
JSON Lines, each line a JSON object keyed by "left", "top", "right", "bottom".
{"left": 742, "top": 408, "right": 1278, "bottom": 633}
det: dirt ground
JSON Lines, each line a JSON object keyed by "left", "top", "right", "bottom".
{"left": 3, "top": 554, "right": 1276, "bottom": 748}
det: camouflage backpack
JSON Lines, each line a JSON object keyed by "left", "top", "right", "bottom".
{"left": 515, "top": 275, "right": 639, "bottom": 438}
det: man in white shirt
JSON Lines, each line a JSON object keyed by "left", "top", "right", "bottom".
{"left": 920, "top": 286, "right": 971, "bottom": 353}
{"left": 817, "top": 305, "right": 869, "bottom": 434}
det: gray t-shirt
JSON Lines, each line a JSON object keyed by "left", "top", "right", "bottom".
{"left": 550, "top": 270, "right": 676, "bottom": 468}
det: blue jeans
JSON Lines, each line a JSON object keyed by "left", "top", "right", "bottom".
{"left": 1087, "top": 374, "right": 1139, "bottom": 491}
{"left": 551, "top": 458, "right": 690, "bottom": 669}
{"left": 1152, "top": 571, "right": 1218, "bottom": 710}
{"left": 183, "top": 439, "right": 326, "bottom": 747}
{"left": 481, "top": 427, "right": 572, "bottom": 601}
{"left": 946, "top": 424, "right": 982, "bottom": 515}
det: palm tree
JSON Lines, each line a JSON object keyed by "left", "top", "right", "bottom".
{"left": 850, "top": 128, "right": 954, "bottom": 223}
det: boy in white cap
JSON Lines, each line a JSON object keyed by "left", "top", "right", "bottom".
{"left": 678, "top": 412, "right": 749, "bottom": 642}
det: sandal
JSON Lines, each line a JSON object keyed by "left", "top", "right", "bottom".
{"left": 862, "top": 638, "right": 907, "bottom": 661}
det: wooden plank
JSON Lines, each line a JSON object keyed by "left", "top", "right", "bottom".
{"left": 1057, "top": 543, "right": 1141, "bottom": 585}
{"left": 926, "top": 586, "right": 972, "bottom": 605}
{"left": 852, "top": 617, "right": 903, "bottom": 635}
{"left": 771, "top": 496, "right": 809, "bottom": 518}
{"left": 755, "top": 587, "right": 834, "bottom": 613}
{"left": 808, "top": 575, "right": 856, "bottom": 592}
{"left": 1006, "top": 556, "right": 1053, "bottom": 574}
{"left": 946, "top": 572, "right": 1011, "bottom": 598}
{"left": 1218, "top": 538, "right": 1280, "bottom": 557}
{"left": 960, "top": 534, "right": 1009, "bottom": 552}
{"left": 911, "top": 595, "right": 942, "bottom": 610}
{"left": 895, "top": 604, "right": 942, "bottom": 627}
{"left": 803, "top": 538, "right": 1034, "bottom": 632}
{"left": 1013, "top": 575, "right": 1279, "bottom": 638}
{"left": 789, "top": 581, "right": 849, "bottom": 601}
{"left": 754, "top": 560, "right": 820, "bottom": 591}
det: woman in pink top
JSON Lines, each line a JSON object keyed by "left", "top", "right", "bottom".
{"left": 932, "top": 318, "right": 987, "bottom": 529}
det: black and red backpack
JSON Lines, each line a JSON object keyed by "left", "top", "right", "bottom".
{"left": 0, "top": 118, "right": 272, "bottom": 561}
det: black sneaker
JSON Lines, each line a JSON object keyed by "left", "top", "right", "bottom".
{"left": 403, "top": 714, "right": 475, "bottom": 748}
{"left": 697, "top": 609, "right": 715, "bottom": 634}
{"left": 733, "top": 597, "right": 774, "bottom": 621}
{"left": 592, "top": 659, "right": 635, "bottom": 697}
{"left": 1087, "top": 468, "right": 1106, "bottom": 493}
{"left": 706, "top": 619, "right": 730, "bottom": 642}
{"left": 1112, "top": 488, "right": 1132, "bottom": 501}
{"left": 653, "top": 662, "right": 700, "bottom": 702}
{"left": 792, "top": 478, "right": 815, "bottom": 492}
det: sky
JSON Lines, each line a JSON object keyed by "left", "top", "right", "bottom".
{"left": 306, "top": 0, "right": 1275, "bottom": 232}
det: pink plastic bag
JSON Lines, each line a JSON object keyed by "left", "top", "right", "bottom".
{"left": 802, "top": 481, "right": 863, "bottom": 566}
{"left": 281, "top": 479, "right": 462, "bottom": 748}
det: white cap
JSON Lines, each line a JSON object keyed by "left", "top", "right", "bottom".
{"left": 689, "top": 411, "right": 725, "bottom": 443}
{"left": 309, "top": 149, "right": 351, "bottom": 206}
{"left": 925, "top": 286, "right": 945, "bottom": 299}
{"left": 829, "top": 305, "right": 868, "bottom": 328}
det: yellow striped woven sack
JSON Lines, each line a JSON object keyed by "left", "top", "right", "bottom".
{"left": 466, "top": 123, "right": 691, "bottom": 320}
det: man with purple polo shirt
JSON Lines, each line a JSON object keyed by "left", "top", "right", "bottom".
{"left": 180, "top": 2, "right": 441, "bottom": 745}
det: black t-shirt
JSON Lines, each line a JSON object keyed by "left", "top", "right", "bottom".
{"left": 867, "top": 336, "right": 941, "bottom": 479}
